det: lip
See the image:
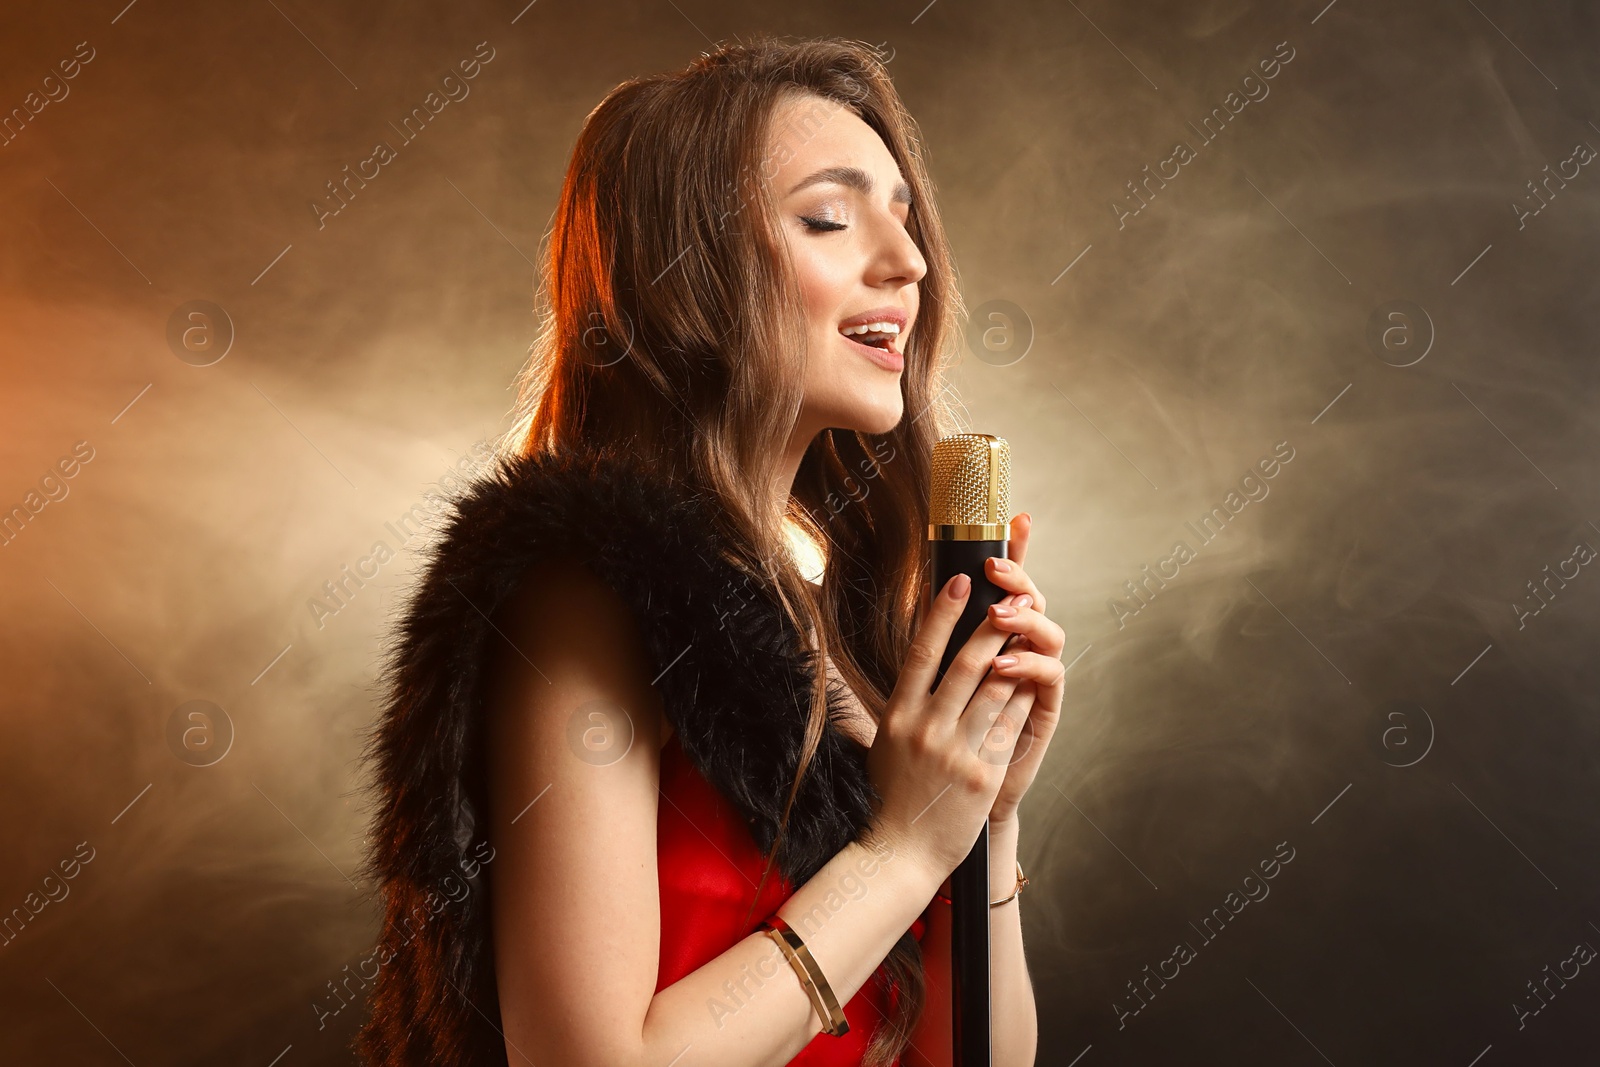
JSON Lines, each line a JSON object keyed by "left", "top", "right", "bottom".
{"left": 840, "top": 331, "right": 905, "bottom": 371}
{"left": 837, "top": 306, "right": 909, "bottom": 332}
{"left": 837, "top": 306, "right": 909, "bottom": 372}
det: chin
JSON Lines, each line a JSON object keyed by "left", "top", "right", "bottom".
{"left": 844, "top": 397, "right": 904, "bottom": 436}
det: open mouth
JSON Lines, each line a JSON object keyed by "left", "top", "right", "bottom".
{"left": 837, "top": 321, "right": 902, "bottom": 353}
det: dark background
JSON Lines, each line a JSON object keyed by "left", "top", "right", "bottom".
{"left": 2, "top": 0, "right": 1598, "bottom": 1063}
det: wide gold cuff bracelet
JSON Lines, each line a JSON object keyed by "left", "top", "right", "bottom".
{"left": 760, "top": 914, "right": 850, "bottom": 1038}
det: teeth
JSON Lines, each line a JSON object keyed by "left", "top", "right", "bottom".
{"left": 840, "top": 321, "right": 901, "bottom": 336}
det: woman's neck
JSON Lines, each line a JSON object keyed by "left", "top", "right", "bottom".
{"left": 782, "top": 516, "right": 826, "bottom": 586}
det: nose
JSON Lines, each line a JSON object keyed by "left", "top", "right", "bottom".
{"left": 867, "top": 210, "right": 927, "bottom": 290}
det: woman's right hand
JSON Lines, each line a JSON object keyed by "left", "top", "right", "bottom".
{"left": 862, "top": 572, "right": 1035, "bottom": 882}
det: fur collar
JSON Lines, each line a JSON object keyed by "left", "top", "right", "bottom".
{"left": 356, "top": 441, "right": 879, "bottom": 1065}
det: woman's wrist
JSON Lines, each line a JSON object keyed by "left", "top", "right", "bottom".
{"left": 860, "top": 820, "right": 953, "bottom": 900}
{"left": 855, "top": 833, "right": 947, "bottom": 904}
{"left": 988, "top": 817, "right": 1021, "bottom": 898}
{"left": 927, "top": 817, "right": 1022, "bottom": 906}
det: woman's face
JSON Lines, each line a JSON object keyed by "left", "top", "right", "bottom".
{"left": 769, "top": 92, "right": 928, "bottom": 439}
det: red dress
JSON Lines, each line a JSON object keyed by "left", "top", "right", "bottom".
{"left": 654, "top": 729, "right": 932, "bottom": 1066}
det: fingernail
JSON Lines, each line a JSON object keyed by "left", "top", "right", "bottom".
{"left": 1014, "top": 594, "right": 1032, "bottom": 610}
{"left": 994, "top": 655, "right": 1018, "bottom": 668}
{"left": 990, "top": 603, "right": 1016, "bottom": 618}
{"left": 947, "top": 573, "right": 971, "bottom": 598}
{"left": 991, "top": 558, "right": 1012, "bottom": 572}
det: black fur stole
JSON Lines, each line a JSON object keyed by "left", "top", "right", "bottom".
{"left": 355, "top": 441, "right": 881, "bottom": 1066}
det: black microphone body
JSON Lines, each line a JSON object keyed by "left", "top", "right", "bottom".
{"left": 929, "top": 537, "right": 1011, "bottom": 1067}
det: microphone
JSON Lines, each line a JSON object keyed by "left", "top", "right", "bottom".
{"left": 927, "top": 432, "right": 1012, "bottom": 1067}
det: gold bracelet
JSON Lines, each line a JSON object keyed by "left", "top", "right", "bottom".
{"left": 931, "top": 860, "right": 1030, "bottom": 907}
{"left": 989, "top": 860, "right": 1029, "bottom": 908}
{"left": 760, "top": 914, "right": 850, "bottom": 1037}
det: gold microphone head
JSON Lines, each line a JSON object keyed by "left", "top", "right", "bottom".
{"left": 928, "top": 433, "right": 1011, "bottom": 540}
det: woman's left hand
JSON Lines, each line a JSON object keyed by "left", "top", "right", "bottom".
{"left": 980, "top": 513, "right": 1066, "bottom": 826}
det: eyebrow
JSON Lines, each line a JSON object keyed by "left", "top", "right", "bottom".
{"left": 786, "top": 165, "right": 913, "bottom": 206}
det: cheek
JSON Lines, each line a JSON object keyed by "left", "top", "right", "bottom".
{"left": 792, "top": 244, "right": 851, "bottom": 327}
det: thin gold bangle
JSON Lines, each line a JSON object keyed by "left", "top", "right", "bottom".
{"left": 761, "top": 914, "right": 850, "bottom": 1037}
{"left": 930, "top": 860, "right": 1030, "bottom": 907}
{"left": 990, "top": 860, "right": 1029, "bottom": 907}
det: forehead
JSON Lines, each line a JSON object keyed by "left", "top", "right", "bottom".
{"left": 768, "top": 93, "right": 901, "bottom": 187}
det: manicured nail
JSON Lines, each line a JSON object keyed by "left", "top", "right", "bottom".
{"left": 994, "top": 655, "right": 1018, "bottom": 668}
{"left": 1014, "top": 594, "right": 1032, "bottom": 610}
{"left": 946, "top": 573, "right": 971, "bottom": 598}
{"left": 991, "top": 603, "right": 1016, "bottom": 618}
{"left": 991, "top": 558, "right": 1011, "bottom": 573}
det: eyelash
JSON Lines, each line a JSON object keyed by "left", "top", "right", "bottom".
{"left": 800, "top": 215, "right": 847, "bottom": 233}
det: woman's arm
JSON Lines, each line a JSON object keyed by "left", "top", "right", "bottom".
{"left": 484, "top": 560, "right": 948, "bottom": 1067}
{"left": 985, "top": 817, "right": 1038, "bottom": 1067}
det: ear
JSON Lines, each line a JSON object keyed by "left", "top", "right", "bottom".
{"left": 1008, "top": 512, "right": 1031, "bottom": 567}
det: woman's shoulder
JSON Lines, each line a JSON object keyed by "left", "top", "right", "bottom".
{"left": 490, "top": 552, "right": 672, "bottom": 753}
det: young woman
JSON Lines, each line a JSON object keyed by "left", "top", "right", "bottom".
{"left": 357, "top": 36, "right": 1064, "bottom": 1067}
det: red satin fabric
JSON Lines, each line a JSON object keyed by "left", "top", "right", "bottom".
{"left": 654, "top": 730, "right": 930, "bottom": 1066}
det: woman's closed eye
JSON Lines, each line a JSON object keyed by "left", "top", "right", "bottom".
{"left": 799, "top": 214, "right": 848, "bottom": 232}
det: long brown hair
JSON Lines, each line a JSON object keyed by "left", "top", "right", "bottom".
{"left": 505, "top": 35, "right": 961, "bottom": 1065}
